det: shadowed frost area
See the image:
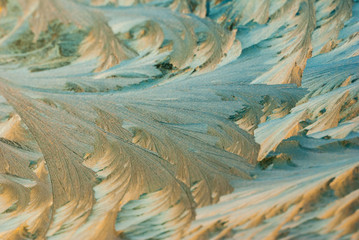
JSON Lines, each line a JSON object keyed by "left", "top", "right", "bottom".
{"left": 0, "top": 0, "right": 358, "bottom": 239}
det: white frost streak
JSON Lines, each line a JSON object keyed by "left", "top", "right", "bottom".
{"left": 0, "top": 0, "right": 358, "bottom": 239}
